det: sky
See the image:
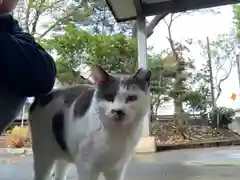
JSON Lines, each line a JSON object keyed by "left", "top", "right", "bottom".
{"left": 146, "top": 4, "right": 240, "bottom": 114}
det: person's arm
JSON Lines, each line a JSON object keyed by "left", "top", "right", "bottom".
{"left": 0, "top": 15, "right": 56, "bottom": 97}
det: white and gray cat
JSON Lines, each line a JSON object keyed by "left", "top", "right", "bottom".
{"left": 28, "top": 65, "right": 151, "bottom": 180}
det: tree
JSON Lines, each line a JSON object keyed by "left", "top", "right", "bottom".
{"left": 209, "top": 107, "right": 235, "bottom": 129}
{"left": 186, "top": 63, "right": 212, "bottom": 117}
{"left": 40, "top": 23, "right": 172, "bottom": 111}
{"left": 40, "top": 23, "right": 138, "bottom": 85}
{"left": 13, "top": 0, "right": 89, "bottom": 36}
{"left": 233, "top": 4, "right": 240, "bottom": 38}
{"left": 198, "top": 34, "right": 236, "bottom": 103}
{"left": 162, "top": 13, "right": 196, "bottom": 139}
{"left": 149, "top": 54, "right": 171, "bottom": 117}
{"left": 13, "top": 0, "right": 132, "bottom": 38}
{"left": 83, "top": 0, "right": 132, "bottom": 36}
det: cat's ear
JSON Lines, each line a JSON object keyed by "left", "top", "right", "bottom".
{"left": 133, "top": 68, "right": 151, "bottom": 86}
{"left": 91, "top": 65, "right": 110, "bottom": 85}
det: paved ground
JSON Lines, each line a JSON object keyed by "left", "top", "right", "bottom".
{"left": 1, "top": 146, "right": 240, "bottom": 180}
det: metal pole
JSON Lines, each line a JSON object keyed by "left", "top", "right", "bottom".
{"left": 21, "top": 104, "right": 25, "bottom": 127}
{"left": 136, "top": 16, "right": 150, "bottom": 136}
{"left": 236, "top": 54, "right": 240, "bottom": 87}
{"left": 206, "top": 37, "right": 217, "bottom": 127}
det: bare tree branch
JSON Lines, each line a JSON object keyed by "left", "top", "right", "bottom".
{"left": 131, "top": 13, "right": 168, "bottom": 38}
{"left": 39, "top": 3, "right": 83, "bottom": 39}
{"left": 172, "top": 13, "right": 182, "bottom": 23}
{"left": 163, "top": 17, "right": 169, "bottom": 27}
{"left": 24, "top": 4, "right": 31, "bottom": 33}
{"left": 215, "top": 61, "right": 236, "bottom": 102}
{"left": 146, "top": 13, "right": 168, "bottom": 38}
{"left": 214, "top": 58, "right": 227, "bottom": 84}
{"left": 31, "top": 0, "right": 46, "bottom": 35}
{"left": 210, "top": 34, "right": 237, "bottom": 102}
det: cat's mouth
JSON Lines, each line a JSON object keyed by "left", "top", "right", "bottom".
{"left": 115, "top": 119, "right": 132, "bottom": 127}
{"left": 113, "top": 117, "right": 126, "bottom": 124}
{"left": 104, "top": 112, "right": 130, "bottom": 127}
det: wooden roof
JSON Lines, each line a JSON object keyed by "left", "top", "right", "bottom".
{"left": 106, "top": 0, "right": 240, "bottom": 22}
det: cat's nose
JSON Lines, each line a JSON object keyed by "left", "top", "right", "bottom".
{"left": 111, "top": 109, "right": 125, "bottom": 120}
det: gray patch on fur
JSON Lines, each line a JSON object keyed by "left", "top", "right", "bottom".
{"left": 94, "top": 71, "right": 150, "bottom": 102}
{"left": 120, "top": 69, "right": 151, "bottom": 93}
{"left": 29, "top": 93, "right": 54, "bottom": 114}
{"left": 120, "top": 76, "right": 148, "bottom": 92}
{"left": 29, "top": 85, "right": 95, "bottom": 115}
{"left": 60, "top": 85, "right": 94, "bottom": 107}
{"left": 73, "top": 89, "right": 95, "bottom": 118}
{"left": 95, "top": 76, "right": 120, "bottom": 101}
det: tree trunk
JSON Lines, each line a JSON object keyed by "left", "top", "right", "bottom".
{"left": 173, "top": 98, "right": 189, "bottom": 139}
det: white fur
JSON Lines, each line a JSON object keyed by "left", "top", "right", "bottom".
{"left": 29, "top": 84, "right": 149, "bottom": 180}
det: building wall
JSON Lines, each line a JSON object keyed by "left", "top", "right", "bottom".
{"left": 229, "top": 111, "right": 240, "bottom": 134}
{"left": 229, "top": 110, "right": 240, "bottom": 134}
{"left": 152, "top": 114, "right": 208, "bottom": 126}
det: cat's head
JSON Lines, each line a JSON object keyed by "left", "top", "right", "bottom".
{"left": 91, "top": 65, "right": 151, "bottom": 129}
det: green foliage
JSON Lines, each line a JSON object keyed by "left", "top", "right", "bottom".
{"left": 187, "top": 62, "right": 212, "bottom": 115}
{"left": 164, "top": 40, "right": 195, "bottom": 104}
{"left": 40, "top": 23, "right": 173, "bottom": 113}
{"left": 55, "top": 60, "right": 86, "bottom": 85}
{"left": 209, "top": 107, "right": 235, "bottom": 129}
{"left": 14, "top": 0, "right": 132, "bottom": 39}
{"left": 13, "top": 0, "right": 91, "bottom": 36}
{"left": 40, "top": 23, "right": 137, "bottom": 85}
{"left": 233, "top": 5, "right": 240, "bottom": 38}
{"left": 185, "top": 91, "right": 204, "bottom": 110}
{"left": 149, "top": 54, "right": 172, "bottom": 115}
{"left": 80, "top": 0, "right": 133, "bottom": 35}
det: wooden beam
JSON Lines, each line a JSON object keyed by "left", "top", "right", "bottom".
{"left": 142, "top": 0, "right": 240, "bottom": 16}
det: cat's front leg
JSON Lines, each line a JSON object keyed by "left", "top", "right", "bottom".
{"left": 103, "top": 166, "right": 127, "bottom": 180}
{"left": 54, "top": 160, "right": 69, "bottom": 180}
{"left": 76, "top": 163, "right": 99, "bottom": 180}
{"left": 75, "top": 154, "right": 99, "bottom": 180}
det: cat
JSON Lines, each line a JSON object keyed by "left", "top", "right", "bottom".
{"left": 28, "top": 64, "right": 151, "bottom": 180}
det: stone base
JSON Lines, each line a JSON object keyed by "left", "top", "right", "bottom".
{"left": 135, "top": 136, "right": 156, "bottom": 153}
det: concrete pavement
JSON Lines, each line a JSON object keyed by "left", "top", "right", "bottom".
{"left": 1, "top": 146, "right": 240, "bottom": 180}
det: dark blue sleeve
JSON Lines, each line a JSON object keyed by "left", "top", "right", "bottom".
{"left": 0, "top": 15, "right": 56, "bottom": 97}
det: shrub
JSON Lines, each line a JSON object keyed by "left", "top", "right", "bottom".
{"left": 209, "top": 107, "right": 235, "bottom": 129}
{"left": 5, "top": 126, "right": 30, "bottom": 148}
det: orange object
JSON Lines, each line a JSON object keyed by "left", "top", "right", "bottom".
{"left": 231, "top": 93, "right": 237, "bottom": 100}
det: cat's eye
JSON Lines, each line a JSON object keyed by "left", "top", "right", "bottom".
{"left": 104, "top": 94, "right": 114, "bottom": 102}
{"left": 126, "top": 95, "right": 137, "bottom": 103}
